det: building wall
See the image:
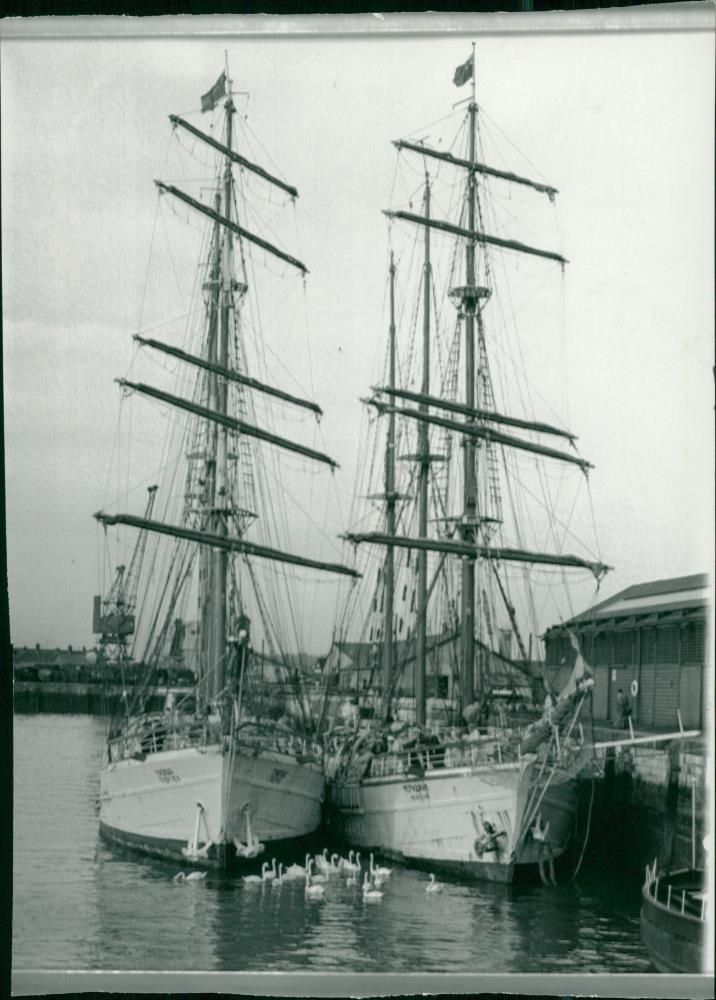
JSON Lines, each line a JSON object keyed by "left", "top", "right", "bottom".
{"left": 545, "top": 617, "right": 706, "bottom": 731}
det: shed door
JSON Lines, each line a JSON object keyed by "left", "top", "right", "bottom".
{"left": 638, "top": 662, "right": 656, "bottom": 727}
{"left": 678, "top": 665, "right": 702, "bottom": 729}
{"left": 653, "top": 662, "right": 680, "bottom": 729}
{"left": 592, "top": 665, "right": 609, "bottom": 721}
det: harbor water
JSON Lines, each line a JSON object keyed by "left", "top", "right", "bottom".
{"left": 13, "top": 714, "right": 654, "bottom": 973}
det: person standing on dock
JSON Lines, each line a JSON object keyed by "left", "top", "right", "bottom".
{"left": 616, "top": 688, "right": 632, "bottom": 729}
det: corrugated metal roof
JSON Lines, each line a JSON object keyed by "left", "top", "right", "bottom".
{"left": 546, "top": 572, "right": 710, "bottom": 633}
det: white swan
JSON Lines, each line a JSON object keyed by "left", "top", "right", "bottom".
{"left": 269, "top": 863, "right": 285, "bottom": 887}
{"left": 330, "top": 853, "right": 342, "bottom": 874}
{"left": 314, "top": 847, "right": 331, "bottom": 871}
{"left": 242, "top": 861, "right": 270, "bottom": 885}
{"left": 362, "top": 871, "right": 383, "bottom": 901}
{"left": 308, "top": 859, "right": 327, "bottom": 884}
{"left": 425, "top": 873, "right": 443, "bottom": 893}
{"left": 305, "top": 871, "right": 325, "bottom": 898}
{"left": 173, "top": 870, "right": 207, "bottom": 882}
{"left": 283, "top": 859, "right": 306, "bottom": 881}
{"left": 263, "top": 858, "right": 278, "bottom": 882}
{"left": 339, "top": 849, "right": 356, "bottom": 871}
{"left": 370, "top": 853, "right": 393, "bottom": 878}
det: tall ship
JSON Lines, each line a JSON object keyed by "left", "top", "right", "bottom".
{"left": 325, "top": 49, "right": 609, "bottom": 882}
{"left": 94, "top": 67, "right": 357, "bottom": 870}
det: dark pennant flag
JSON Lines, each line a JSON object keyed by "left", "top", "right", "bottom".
{"left": 201, "top": 72, "right": 227, "bottom": 113}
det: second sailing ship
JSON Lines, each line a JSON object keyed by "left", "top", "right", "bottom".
{"left": 326, "top": 48, "right": 609, "bottom": 882}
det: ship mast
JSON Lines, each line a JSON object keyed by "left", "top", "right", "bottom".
{"left": 415, "top": 176, "right": 431, "bottom": 727}
{"left": 381, "top": 252, "right": 397, "bottom": 719}
{"left": 96, "top": 70, "right": 359, "bottom": 715}
{"left": 343, "top": 47, "right": 611, "bottom": 710}
{"left": 459, "top": 45, "right": 478, "bottom": 717}
{"left": 208, "top": 82, "right": 235, "bottom": 704}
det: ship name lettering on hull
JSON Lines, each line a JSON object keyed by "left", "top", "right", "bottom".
{"left": 403, "top": 781, "right": 429, "bottom": 802}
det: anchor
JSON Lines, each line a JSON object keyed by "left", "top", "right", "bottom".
{"left": 531, "top": 813, "right": 556, "bottom": 886}
{"left": 233, "top": 802, "right": 265, "bottom": 859}
{"left": 181, "top": 800, "right": 214, "bottom": 861}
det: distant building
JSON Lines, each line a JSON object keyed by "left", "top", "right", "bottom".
{"left": 13, "top": 644, "right": 91, "bottom": 681}
{"left": 543, "top": 573, "right": 710, "bottom": 730}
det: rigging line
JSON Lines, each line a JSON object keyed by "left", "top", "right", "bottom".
{"left": 510, "top": 461, "right": 601, "bottom": 562}
{"left": 477, "top": 104, "right": 552, "bottom": 188}
{"left": 586, "top": 476, "right": 604, "bottom": 565}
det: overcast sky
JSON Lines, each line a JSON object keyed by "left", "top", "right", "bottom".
{"left": 2, "top": 16, "right": 714, "bottom": 653}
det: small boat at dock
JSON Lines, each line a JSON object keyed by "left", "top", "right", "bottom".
{"left": 640, "top": 860, "right": 708, "bottom": 973}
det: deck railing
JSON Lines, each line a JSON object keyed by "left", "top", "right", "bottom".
{"left": 366, "top": 737, "right": 524, "bottom": 779}
{"left": 644, "top": 862, "right": 707, "bottom": 920}
{"left": 107, "top": 717, "right": 321, "bottom": 764}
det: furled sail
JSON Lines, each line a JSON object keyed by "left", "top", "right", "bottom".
{"left": 367, "top": 398, "right": 591, "bottom": 472}
{"left": 96, "top": 513, "right": 361, "bottom": 578}
{"left": 393, "top": 139, "right": 558, "bottom": 198}
{"left": 155, "top": 181, "right": 308, "bottom": 274}
{"left": 371, "top": 385, "right": 576, "bottom": 443}
{"left": 343, "top": 530, "right": 610, "bottom": 581}
{"left": 134, "top": 335, "right": 322, "bottom": 418}
{"left": 169, "top": 114, "right": 299, "bottom": 199}
{"left": 116, "top": 379, "right": 337, "bottom": 468}
{"left": 384, "top": 209, "right": 566, "bottom": 265}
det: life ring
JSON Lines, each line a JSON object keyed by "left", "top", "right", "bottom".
{"left": 630, "top": 679, "right": 639, "bottom": 698}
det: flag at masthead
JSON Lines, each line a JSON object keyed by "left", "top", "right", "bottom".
{"left": 201, "top": 71, "right": 227, "bottom": 112}
{"left": 453, "top": 55, "right": 473, "bottom": 87}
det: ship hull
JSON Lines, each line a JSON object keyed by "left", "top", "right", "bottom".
{"left": 328, "top": 758, "right": 577, "bottom": 883}
{"left": 99, "top": 742, "right": 324, "bottom": 870}
{"left": 640, "top": 867, "right": 707, "bottom": 973}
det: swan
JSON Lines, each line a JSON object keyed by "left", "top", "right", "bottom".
{"left": 362, "top": 872, "right": 383, "bottom": 901}
{"left": 173, "top": 870, "right": 206, "bottom": 882}
{"left": 425, "top": 873, "right": 443, "bottom": 893}
{"left": 341, "top": 850, "right": 362, "bottom": 873}
{"left": 370, "top": 853, "right": 393, "bottom": 878}
{"left": 330, "top": 853, "right": 342, "bottom": 873}
{"left": 339, "top": 849, "right": 356, "bottom": 871}
{"left": 345, "top": 869, "right": 357, "bottom": 885}
{"left": 269, "top": 863, "right": 285, "bottom": 887}
{"left": 263, "top": 858, "right": 278, "bottom": 881}
{"left": 242, "top": 861, "right": 270, "bottom": 885}
{"left": 308, "top": 859, "right": 327, "bottom": 884}
{"left": 283, "top": 859, "right": 306, "bottom": 881}
{"left": 305, "top": 872, "right": 325, "bottom": 899}
{"left": 314, "top": 847, "right": 331, "bottom": 871}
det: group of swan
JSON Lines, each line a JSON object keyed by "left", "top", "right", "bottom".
{"left": 174, "top": 844, "right": 443, "bottom": 897}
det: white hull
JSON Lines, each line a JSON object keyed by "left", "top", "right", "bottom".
{"left": 99, "top": 742, "right": 324, "bottom": 868}
{"left": 328, "top": 756, "right": 577, "bottom": 882}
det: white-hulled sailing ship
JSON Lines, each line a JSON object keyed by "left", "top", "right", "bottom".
{"left": 94, "top": 68, "right": 357, "bottom": 870}
{"left": 325, "top": 49, "right": 610, "bottom": 882}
